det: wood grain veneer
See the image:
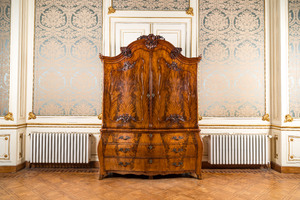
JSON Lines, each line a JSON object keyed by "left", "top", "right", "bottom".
{"left": 97, "top": 34, "right": 203, "bottom": 179}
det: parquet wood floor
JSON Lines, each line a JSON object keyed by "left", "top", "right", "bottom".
{"left": 0, "top": 169, "right": 300, "bottom": 200}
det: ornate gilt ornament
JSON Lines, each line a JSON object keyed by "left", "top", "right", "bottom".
{"left": 284, "top": 114, "right": 293, "bottom": 123}
{"left": 186, "top": 7, "right": 194, "bottom": 16}
{"left": 4, "top": 112, "right": 14, "bottom": 121}
{"left": 108, "top": 6, "right": 116, "bottom": 14}
{"left": 262, "top": 114, "right": 270, "bottom": 122}
{"left": 28, "top": 112, "right": 36, "bottom": 120}
{"left": 98, "top": 113, "right": 103, "bottom": 120}
{"left": 198, "top": 115, "right": 203, "bottom": 121}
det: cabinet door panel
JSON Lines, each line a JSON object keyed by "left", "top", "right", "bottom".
{"left": 103, "top": 49, "right": 150, "bottom": 128}
{"left": 151, "top": 49, "right": 198, "bottom": 128}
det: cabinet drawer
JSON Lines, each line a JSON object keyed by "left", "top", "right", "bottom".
{"left": 166, "top": 144, "right": 196, "bottom": 157}
{"left": 135, "top": 144, "right": 166, "bottom": 158}
{"left": 104, "top": 158, "right": 196, "bottom": 172}
{"left": 162, "top": 133, "right": 195, "bottom": 144}
{"left": 104, "top": 144, "right": 167, "bottom": 158}
{"left": 168, "top": 158, "right": 196, "bottom": 171}
{"left": 139, "top": 133, "right": 163, "bottom": 144}
{"left": 103, "top": 133, "right": 137, "bottom": 143}
{"left": 104, "top": 158, "right": 167, "bottom": 172}
{"left": 104, "top": 144, "right": 136, "bottom": 157}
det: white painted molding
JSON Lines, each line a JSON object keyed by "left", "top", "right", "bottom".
{"left": 280, "top": 0, "right": 290, "bottom": 125}
{"left": 0, "top": 0, "right": 21, "bottom": 125}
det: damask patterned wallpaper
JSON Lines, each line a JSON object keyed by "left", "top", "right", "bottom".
{"left": 0, "top": 0, "right": 10, "bottom": 116}
{"left": 289, "top": 0, "right": 300, "bottom": 118}
{"left": 198, "top": 0, "right": 265, "bottom": 117}
{"left": 112, "top": 0, "right": 189, "bottom": 11}
{"left": 34, "top": 0, "right": 102, "bottom": 116}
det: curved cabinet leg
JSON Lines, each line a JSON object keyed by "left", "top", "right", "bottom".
{"left": 196, "top": 173, "right": 202, "bottom": 180}
{"left": 99, "top": 174, "right": 104, "bottom": 180}
{"left": 195, "top": 131, "right": 203, "bottom": 180}
{"left": 98, "top": 131, "right": 105, "bottom": 180}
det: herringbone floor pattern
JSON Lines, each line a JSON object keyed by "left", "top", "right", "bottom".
{"left": 0, "top": 169, "right": 300, "bottom": 200}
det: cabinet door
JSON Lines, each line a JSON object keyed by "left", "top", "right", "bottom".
{"left": 103, "top": 49, "right": 150, "bottom": 128}
{"left": 151, "top": 49, "right": 198, "bottom": 128}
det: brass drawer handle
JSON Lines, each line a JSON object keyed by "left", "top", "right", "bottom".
{"left": 172, "top": 148, "right": 184, "bottom": 153}
{"left": 148, "top": 145, "right": 153, "bottom": 150}
{"left": 172, "top": 162, "right": 183, "bottom": 167}
{"left": 149, "top": 159, "right": 153, "bottom": 164}
{"left": 119, "top": 162, "right": 131, "bottom": 167}
{"left": 172, "top": 136, "right": 183, "bottom": 141}
{"left": 119, "top": 148, "right": 130, "bottom": 153}
{"left": 119, "top": 136, "right": 131, "bottom": 140}
{"left": 147, "top": 94, "right": 155, "bottom": 98}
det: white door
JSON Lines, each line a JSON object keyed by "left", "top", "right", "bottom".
{"left": 103, "top": 0, "right": 198, "bottom": 57}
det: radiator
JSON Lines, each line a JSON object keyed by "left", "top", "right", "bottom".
{"left": 208, "top": 134, "right": 270, "bottom": 165}
{"left": 30, "top": 133, "right": 91, "bottom": 164}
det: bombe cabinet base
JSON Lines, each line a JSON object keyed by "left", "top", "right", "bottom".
{"left": 97, "top": 129, "right": 203, "bottom": 179}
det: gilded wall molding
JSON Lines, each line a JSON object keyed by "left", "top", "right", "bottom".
{"left": 288, "top": 136, "right": 300, "bottom": 161}
{"left": 0, "top": 134, "right": 10, "bottom": 160}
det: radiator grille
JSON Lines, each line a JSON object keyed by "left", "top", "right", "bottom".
{"left": 208, "top": 135, "right": 270, "bottom": 165}
{"left": 30, "top": 133, "right": 91, "bottom": 164}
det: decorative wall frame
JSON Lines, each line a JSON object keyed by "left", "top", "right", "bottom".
{"left": 0, "top": 0, "right": 11, "bottom": 117}
{"left": 32, "top": 0, "right": 104, "bottom": 116}
{"left": 288, "top": 0, "right": 300, "bottom": 119}
{"left": 109, "top": 0, "right": 193, "bottom": 15}
{"left": 198, "top": 0, "right": 267, "bottom": 118}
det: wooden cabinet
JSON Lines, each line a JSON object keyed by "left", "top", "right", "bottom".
{"left": 98, "top": 34, "right": 203, "bottom": 179}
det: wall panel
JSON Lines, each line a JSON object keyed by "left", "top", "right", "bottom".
{"left": 33, "top": 0, "right": 103, "bottom": 116}
{"left": 289, "top": 0, "right": 300, "bottom": 118}
{"left": 0, "top": 0, "right": 11, "bottom": 116}
{"left": 198, "top": 0, "right": 265, "bottom": 117}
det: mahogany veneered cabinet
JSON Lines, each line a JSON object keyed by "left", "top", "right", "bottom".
{"left": 98, "top": 34, "right": 203, "bottom": 179}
